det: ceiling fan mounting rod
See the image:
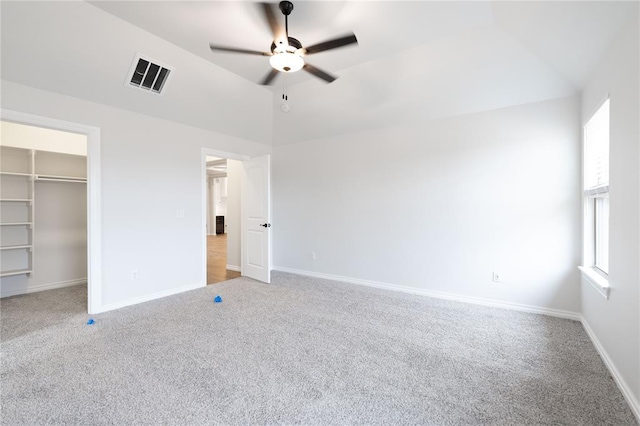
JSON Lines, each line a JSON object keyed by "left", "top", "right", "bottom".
{"left": 279, "top": 1, "right": 294, "bottom": 41}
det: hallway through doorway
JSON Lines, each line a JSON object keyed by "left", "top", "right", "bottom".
{"left": 207, "top": 234, "right": 240, "bottom": 284}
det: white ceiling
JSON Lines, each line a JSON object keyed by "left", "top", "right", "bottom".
{"left": 1, "top": 1, "right": 274, "bottom": 145}
{"left": 1, "top": 1, "right": 635, "bottom": 146}
{"left": 90, "top": 1, "right": 496, "bottom": 87}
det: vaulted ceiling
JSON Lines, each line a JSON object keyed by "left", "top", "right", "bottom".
{"left": 1, "top": 1, "right": 634, "bottom": 146}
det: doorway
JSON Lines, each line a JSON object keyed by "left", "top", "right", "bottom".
{"left": 200, "top": 149, "right": 272, "bottom": 285}
{"left": 205, "top": 156, "right": 241, "bottom": 284}
{"left": 0, "top": 119, "right": 92, "bottom": 315}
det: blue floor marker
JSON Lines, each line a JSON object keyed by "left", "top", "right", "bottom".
{"left": 86, "top": 318, "right": 95, "bottom": 325}
{"left": 214, "top": 295, "right": 222, "bottom": 303}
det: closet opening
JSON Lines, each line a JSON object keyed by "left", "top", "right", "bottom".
{"left": 1, "top": 120, "right": 89, "bottom": 313}
{"left": 205, "top": 155, "right": 241, "bottom": 284}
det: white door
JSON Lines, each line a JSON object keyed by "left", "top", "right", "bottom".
{"left": 242, "top": 155, "right": 271, "bottom": 283}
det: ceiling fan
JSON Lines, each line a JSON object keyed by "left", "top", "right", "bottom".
{"left": 209, "top": 1, "right": 358, "bottom": 85}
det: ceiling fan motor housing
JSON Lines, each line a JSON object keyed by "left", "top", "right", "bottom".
{"left": 271, "top": 37, "right": 302, "bottom": 53}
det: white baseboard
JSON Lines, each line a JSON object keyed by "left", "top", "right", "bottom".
{"left": 226, "top": 264, "right": 241, "bottom": 272}
{"left": 272, "top": 266, "right": 581, "bottom": 321}
{"left": 581, "top": 318, "right": 640, "bottom": 422}
{"left": 0, "top": 278, "right": 87, "bottom": 298}
{"left": 97, "top": 282, "right": 204, "bottom": 314}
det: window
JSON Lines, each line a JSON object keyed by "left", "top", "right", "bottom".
{"left": 594, "top": 197, "right": 609, "bottom": 272}
{"left": 584, "top": 99, "right": 610, "bottom": 275}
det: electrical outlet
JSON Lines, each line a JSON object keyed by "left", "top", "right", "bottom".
{"left": 176, "top": 209, "right": 185, "bottom": 219}
{"left": 310, "top": 252, "right": 316, "bottom": 261}
{"left": 132, "top": 270, "right": 139, "bottom": 280}
{"left": 492, "top": 272, "right": 501, "bottom": 282}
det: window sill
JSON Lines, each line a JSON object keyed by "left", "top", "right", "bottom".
{"left": 578, "top": 266, "right": 610, "bottom": 300}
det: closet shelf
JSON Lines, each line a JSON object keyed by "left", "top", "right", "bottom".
{"left": 0, "top": 171, "right": 32, "bottom": 177}
{"left": 0, "top": 269, "right": 32, "bottom": 278}
{"left": 0, "top": 245, "right": 32, "bottom": 251}
{"left": 0, "top": 222, "right": 33, "bottom": 226}
{"left": 0, "top": 199, "right": 32, "bottom": 202}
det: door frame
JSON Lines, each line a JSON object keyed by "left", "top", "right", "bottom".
{"left": 1, "top": 109, "right": 102, "bottom": 314}
{"left": 200, "top": 148, "right": 250, "bottom": 285}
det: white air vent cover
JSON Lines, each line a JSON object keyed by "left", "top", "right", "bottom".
{"left": 125, "top": 54, "right": 173, "bottom": 95}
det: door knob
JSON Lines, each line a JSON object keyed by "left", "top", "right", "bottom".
{"left": 260, "top": 223, "right": 271, "bottom": 228}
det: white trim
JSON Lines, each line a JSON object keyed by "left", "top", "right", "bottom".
{"left": 226, "top": 264, "right": 241, "bottom": 272}
{"left": 273, "top": 266, "right": 581, "bottom": 321}
{"left": 96, "top": 282, "right": 203, "bottom": 314}
{"left": 201, "top": 148, "right": 250, "bottom": 289}
{"left": 1, "top": 278, "right": 86, "bottom": 298}
{"left": 0, "top": 109, "right": 102, "bottom": 315}
{"left": 578, "top": 266, "right": 610, "bottom": 299}
{"left": 581, "top": 318, "right": 640, "bottom": 422}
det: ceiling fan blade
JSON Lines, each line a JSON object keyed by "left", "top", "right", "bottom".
{"left": 303, "top": 63, "right": 337, "bottom": 83}
{"left": 260, "top": 68, "right": 280, "bottom": 85}
{"left": 209, "top": 44, "right": 271, "bottom": 56}
{"left": 259, "top": 2, "right": 286, "bottom": 43}
{"left": 304, "top": 33, "right": 358, "bottom": 55}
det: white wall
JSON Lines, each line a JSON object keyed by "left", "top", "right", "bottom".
{"left": 1, "top": 80, "right": 270, "bottom": 309}
{"left": 0, "top": 121, "right": 87, "bottom": 155}
{"left": 580, "top": 9, "right": 639, "bottom": 411}
{"left": 206, "top": 177, "right": 213, "bottom": 234}
{"left": 31, "top": 180, "right": 87, "bottom": 287}
{"left": 226, "top": 159, "right": 242, "bottom": 269}
{"left": 212, "top": 177, "right": 228, "bottom": 221}
{"left": 273, "top": 96, "right": 581, "bottom": 314}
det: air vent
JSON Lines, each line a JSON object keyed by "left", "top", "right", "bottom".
{"left": 125, "top": 54, "right": 173, "bottom": 95}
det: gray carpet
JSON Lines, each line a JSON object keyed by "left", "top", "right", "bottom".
{"left": 1, "top": 272, "right": 636, "bottom": 425}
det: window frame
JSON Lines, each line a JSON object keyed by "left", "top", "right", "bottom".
{"left": 593, "top": 195, "right": 609, "bottom": 275}
{"left": 581, "top": 97, "right": 610, "bottom": 295}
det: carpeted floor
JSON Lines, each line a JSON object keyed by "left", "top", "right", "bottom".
{"left": 1, "top": 272, "right": 637, "bottom": 425}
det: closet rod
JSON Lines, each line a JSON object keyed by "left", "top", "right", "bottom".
{"left": 35, "top": 177, "right": 86, "bottom": 183}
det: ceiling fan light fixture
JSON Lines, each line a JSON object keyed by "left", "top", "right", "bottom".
{"left": 208, "top": 2, "right": 358, "bottom": 84}
{"left": 269, "top": 52, "right": 304, "bottom": 73}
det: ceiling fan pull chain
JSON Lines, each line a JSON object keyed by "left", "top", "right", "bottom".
{"left": 281, "top": 74, "right": 288, "bottom": 101}
{"left": 282, "top": 75, "right": 286, "bottom": 100}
